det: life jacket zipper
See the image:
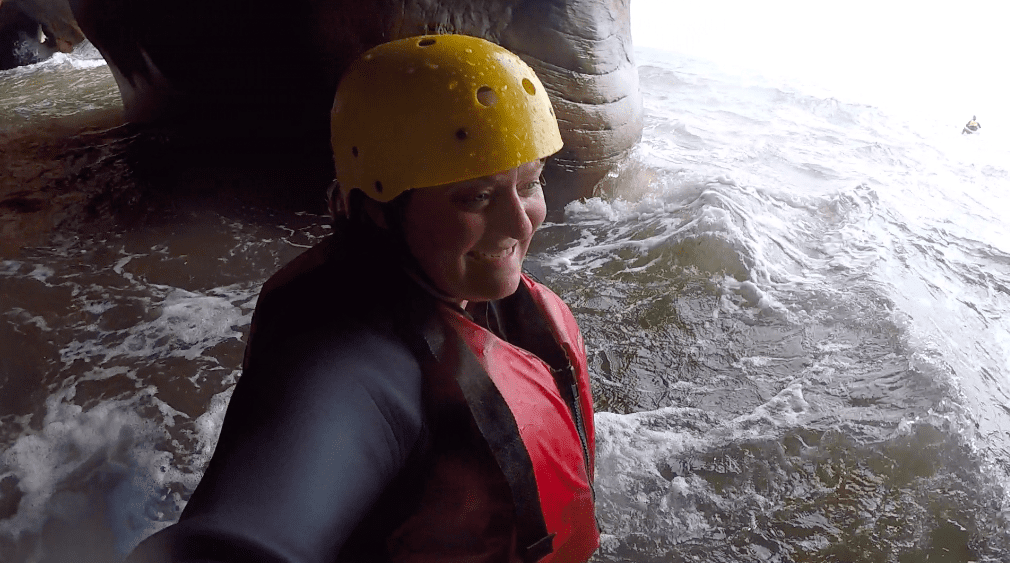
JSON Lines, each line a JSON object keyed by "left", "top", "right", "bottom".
{"left": 555, "top": 366, "right": 603, "bottom": 534}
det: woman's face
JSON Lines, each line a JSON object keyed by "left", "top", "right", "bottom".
{"left": 402, "top": 160, "right": 547, "bottom": 305}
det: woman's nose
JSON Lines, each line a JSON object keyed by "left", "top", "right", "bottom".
{"left": 494, "top": 186, "right": 536, "bottom": 240}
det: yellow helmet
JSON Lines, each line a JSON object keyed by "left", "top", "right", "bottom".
{"left": 330, "top": 34, "right": 563, "bottom": 203}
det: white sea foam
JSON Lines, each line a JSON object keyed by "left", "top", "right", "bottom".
{"left": 591, "top": 383, "right": 811, "bottom": 556}
{"left": 1, "top": 392, "right": 169, "bottom": 538}
{"left": 60, "top": 287, "right": 252, "bottom": 367}
{"left": 0, "top": 376, "right": 236, "bottom": 559}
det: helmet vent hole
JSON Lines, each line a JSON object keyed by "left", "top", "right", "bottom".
{"left": 476, "top": 86, "right": 498, "bottom": 107}
{"left": 456, "top": 128, "right": 468, "bottom": 140}
{"left": 522, "top": 78, "right": 536, "bottom": 96}
{"left": 418, "top": 38, "right": 436, "bottom": 47}
{"left": 375, "top": 181, "right": 383, "bottom": 193}
{"left": 351, "top": 146, "right": 358, "bottom": 157}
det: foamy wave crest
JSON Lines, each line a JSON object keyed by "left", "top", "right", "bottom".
{"left": 543, "top": 177, "right": 757, "bottom": 283}
{"left": 0, "top": 392, "right": 191, "bottom": 560}
{"left": 592, "top": 383, "right": 811, "bottom": 559}
{"left": 61, "top": 285, "right": 252, "bottom": 367}
{"left": 45, "top": 41, "right": 107, "bottom": 70}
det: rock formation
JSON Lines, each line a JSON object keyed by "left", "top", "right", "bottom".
{"left": 43, "top": 0, "right": 642, "bottom": 211}
{"left": 0, "top": 0, "right": 84, "bottom": 69}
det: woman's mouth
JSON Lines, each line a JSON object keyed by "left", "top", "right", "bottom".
{"left": 468, "top": 244, "right": 517, "bottom": 262}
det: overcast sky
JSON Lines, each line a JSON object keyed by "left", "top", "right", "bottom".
{"left": 631, "top": 0, "right": 1010, "bottom": 126}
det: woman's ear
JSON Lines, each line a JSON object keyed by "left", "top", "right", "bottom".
{"left": 361, "top": 197, "right": 389, "bottom": 229}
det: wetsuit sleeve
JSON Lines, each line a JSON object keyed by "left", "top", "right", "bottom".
{"left": 128, "top": 326, "right": 426, "bottom": 563}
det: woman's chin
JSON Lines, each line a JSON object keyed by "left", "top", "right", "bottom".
{"left": 451, "top": 270, "right": 522, "bottom": 303}
{"left": 453, "top": 254, "right": 525, "bottom": 301}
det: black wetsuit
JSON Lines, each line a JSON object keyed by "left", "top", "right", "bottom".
{"left": 127, "top": 229, "right": 595, "bottom": 563}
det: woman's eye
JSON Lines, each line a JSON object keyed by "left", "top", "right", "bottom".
{"left": 453, "top": 190, "right": 492, "bottom": 208}
{"left": 519, "top": 181, "right": 542, "bottom": 194}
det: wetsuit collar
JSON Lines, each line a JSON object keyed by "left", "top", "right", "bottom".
{"left": 400, "top": 260, "right": 470, "bottom": 313}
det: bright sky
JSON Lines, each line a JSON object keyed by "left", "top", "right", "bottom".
{"left": 631, "top": 0, "right": 1010, "bottom": 127}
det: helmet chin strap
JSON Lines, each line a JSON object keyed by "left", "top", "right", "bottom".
{"left": 400, "top": 257, "right": 468, "bottom": 310}
{"left": 325, "top": 180, "right": 346, "bottom": 221}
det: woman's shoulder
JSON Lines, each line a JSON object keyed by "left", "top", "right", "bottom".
{"left": 238, "top": 321, "right": 426, "bottom": 426}
{"left": 249, "top": 235, "right": 415, "bottom": 346}
{"left": 238, "top": 239, "right": 434, "bottom": 436}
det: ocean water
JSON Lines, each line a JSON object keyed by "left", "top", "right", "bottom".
{"left": 2, "top": 43, "right": 1010, "bottom": 562}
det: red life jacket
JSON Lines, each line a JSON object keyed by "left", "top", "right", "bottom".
{"left": 435, "top": 275, "right": 599, "bottom": 563}
{"left": 379, "top": 274, "right": 599, "bottom": 563}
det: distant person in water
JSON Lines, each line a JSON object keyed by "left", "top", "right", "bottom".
{"left": 127, "top": 34, "right": 600, "bottom": 563}
{"left": 962, "top": 115, "right": 982, "bottom": 134}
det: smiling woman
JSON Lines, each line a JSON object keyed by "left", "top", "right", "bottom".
{"left": 402, "top": 160, "right": 548, "bottom": 305}
{"left": 126, "top": 34, "right": 600, "bottom": 563}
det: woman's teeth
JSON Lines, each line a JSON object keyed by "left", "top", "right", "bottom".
{"left": 471, "top": 246, "right": 515, "bottom": 261}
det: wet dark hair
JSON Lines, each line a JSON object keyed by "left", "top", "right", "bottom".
{"left": 326, "top": 183, "right": 416, "bottom": 265}
{"left": 328, "top": 183, "right": 413, "bottom": 229}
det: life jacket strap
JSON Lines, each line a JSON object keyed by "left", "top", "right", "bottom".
{"left": 404, "top": 288, "right": 555, "bottom": 563}
{"left": 499, "top": 283, "right": 600, "bottom": 532}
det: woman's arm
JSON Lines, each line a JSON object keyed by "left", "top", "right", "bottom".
{"left": 129, "top": 326, "right": 426, "bottom": 563}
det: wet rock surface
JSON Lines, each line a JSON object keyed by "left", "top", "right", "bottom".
{"left": 65, "top": 0, "right": 642, "bottom": 209}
